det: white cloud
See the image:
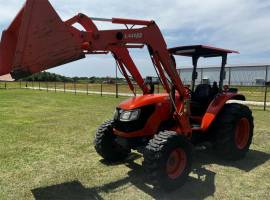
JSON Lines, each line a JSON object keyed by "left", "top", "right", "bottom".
{"left": 0, "top": 0, "right": 269, "bottom": 77}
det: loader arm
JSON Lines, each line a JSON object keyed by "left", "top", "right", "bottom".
{"left": 0, "top": 0, "right": 191, "bottom": 134}
{"left": 64, "top": 13, "right": 186, "bottom": 97}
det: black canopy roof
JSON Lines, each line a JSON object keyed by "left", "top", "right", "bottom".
{"left": 169, "top": 45, "right": 239, "bottom": 58}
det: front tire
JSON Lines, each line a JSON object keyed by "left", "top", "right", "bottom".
{"left": 211, "top": 103, "right": 254, "bottom": 160}
{"left": 94, "top": 120, "right": 130, "bottom": 162}
{"left": 143, "top": 131, "right": 193, "bottom": 190}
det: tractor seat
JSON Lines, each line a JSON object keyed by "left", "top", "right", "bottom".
{"left": 191, "top": 84, "right": 212, "bottom": 116}
{"left": 192, "top": 84, "right": 212, "bottom": 104}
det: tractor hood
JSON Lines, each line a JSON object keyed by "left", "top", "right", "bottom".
{"left": 118, "top": 94, "right": 170, "bottom": 110}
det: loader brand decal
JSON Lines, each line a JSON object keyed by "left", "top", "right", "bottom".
{"left": 124, "top": 33, "right": 143, "bottom": 39}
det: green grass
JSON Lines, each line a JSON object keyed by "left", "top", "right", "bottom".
{"left": 0, "top": 90, "right": 269, "bottom": 200}
{"left": 236, "top": 86, "right": 269, "bottom": 102}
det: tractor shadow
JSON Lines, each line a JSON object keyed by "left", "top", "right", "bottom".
{"left": 32, "top": 149, "right": 269, "bottom": 200}
{"left": 195, "top": 148, "right": 270, "bottom": 172}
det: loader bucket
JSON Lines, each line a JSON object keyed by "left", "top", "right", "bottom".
{"left": 0, "top": 0, "right": 85, "bottom": 80}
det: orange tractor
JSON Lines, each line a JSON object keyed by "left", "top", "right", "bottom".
{"left": 0, "top": 0, "right": 253, "bottom": 189}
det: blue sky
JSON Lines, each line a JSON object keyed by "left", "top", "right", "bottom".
{"left": 0, "top": 0, "right": 270, "bottom": 77}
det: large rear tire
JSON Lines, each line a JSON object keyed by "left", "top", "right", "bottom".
{"left": 211, "top": 103, "right": 254, "bottom": 160}
{"left": 143, "top": 131, "right": 193, "bottom": 190}
{"left": 94, "top": 120, "right": 131, "bottom": 162}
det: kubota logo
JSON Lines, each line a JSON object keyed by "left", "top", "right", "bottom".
{"left": 124, "top": 33, "right": 143, "bottom": 39}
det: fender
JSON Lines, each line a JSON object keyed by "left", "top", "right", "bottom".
{"left": 201, "top": 93, "right": 245, "bottom": 131}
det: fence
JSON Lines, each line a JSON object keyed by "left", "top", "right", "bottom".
{"left": 0, "top": 65, "right": 269, "bottom": 110}
{"left": 178, "top": 65, "right": 269, "bottom": 110}
{"left": 178, "top": 65, "right": 270, "bottom": 86}
{"left": 0, "top": 79, "right": 269, "bottom": 110}
{"left": 0, "top": 81, "right": 143, "bottom": 96}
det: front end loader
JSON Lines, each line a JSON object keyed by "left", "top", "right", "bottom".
{"left": 0, "top": 0, "right": 254, "bottom": 190}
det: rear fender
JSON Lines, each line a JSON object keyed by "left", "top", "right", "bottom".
{"left": 201, "top": 93, "right": 245, "bottom": 131}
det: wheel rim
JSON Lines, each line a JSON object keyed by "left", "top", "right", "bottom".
{"left": 235, "top": 118, "right": 250, "bottom": 149}
{"left": 166, "top": 148, "right": 187, "bottom": 179}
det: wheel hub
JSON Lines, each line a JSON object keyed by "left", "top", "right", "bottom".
{"left": 235, "top": 118, "right": 250, "bottom": 149}
{"left": 166, "top": 148, "right": 187, "bottom": 179}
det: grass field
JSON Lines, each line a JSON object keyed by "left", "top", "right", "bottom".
{"left": 0, "top": 90, "right": 269, "bottom": 200}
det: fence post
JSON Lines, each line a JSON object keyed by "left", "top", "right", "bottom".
{"left": 64, "top": 82, "right": 66, "bottom": 93}
{"left": 264, "top": 86, "right": 268, "bottom": 111}
{"left": 116, "top": 83, "right": 119, "bottom": 98}
{"left": 264, "top": 66, "right": 269, "bottom": 111}
{"left": 54, "top": 82, "right": 57, "bottom": 93}
{"left": 87, "top": 82, "right": 89, "bottom": 95}
{"left": 228, "top": 67, "right": 232, "bottom": 87}
{"left": 39, "top": 82, "right": 41, "bottom": 91}
{"left": 101, "top": 82, "right": 103, "bottom": 96}
{"left": 74, "top": 81, "right": 77, "bottom": 95}
{"left": 134, "top": 84, "right": 137, "bottom": 95}
{"left": 32, "top": 81, "right": 34, "bottom": 88}
{"left": 46, "top": 82, "right": 48, "bottom": 92}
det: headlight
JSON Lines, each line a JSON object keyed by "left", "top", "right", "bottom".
{"left": 119, "top": 109, "right": 140, "bottom": 122}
